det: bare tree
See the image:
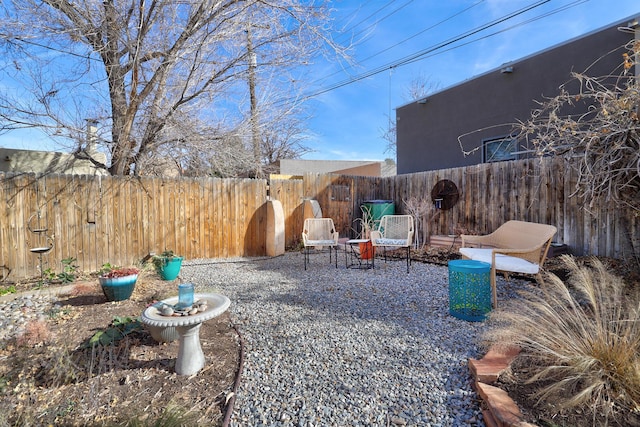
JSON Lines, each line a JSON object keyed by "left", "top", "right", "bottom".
{"left": 382, "top": 72, "right": 440, "bottom": 156}
{"left": 403, "top": 196, "right": 432, "bottom": 249}
{"left": 260, "top": 111, "right": 311, "bottom": 175}
{"left": 0, "top": 0, "right": 347, "bottom": 176}
{"left": 405, "top": 71, "right": 440, "bottom": 102}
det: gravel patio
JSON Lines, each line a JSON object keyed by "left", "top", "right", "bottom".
{"left": 180, "top": 251, "right": 535, "bottom": 427}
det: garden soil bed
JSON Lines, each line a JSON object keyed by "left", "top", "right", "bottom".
{"left": 0, "top": 271, "right": 240, "bottom": 426}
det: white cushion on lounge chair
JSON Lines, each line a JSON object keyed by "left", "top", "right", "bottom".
{"left": 459, "top": 248, "right": 539, "bottom": 274}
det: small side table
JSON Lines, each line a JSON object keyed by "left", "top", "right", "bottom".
{"left": 140, "top": 293, "right": 230, "bottom": 375}
{"left": 448, "top": 260, "right": 491, "bottom": 322}
{"left": 345, "top": 239, "right": 374, "bottom": 269}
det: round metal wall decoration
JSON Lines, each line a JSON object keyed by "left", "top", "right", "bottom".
{"left": 430, "top": 179, "right": 459, "bottom": 210}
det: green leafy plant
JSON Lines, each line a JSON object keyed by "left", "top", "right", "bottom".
{"left": 0, "top": 285, "right": 16, "bottom": 296}
{"left": 99, "top": 262, "right": 115, "bottom": 275}
{"left": 83, "top": 316, "right": 143, "bottom": 348}
{"left": 42, "top": 267, "right": 57, "bottom": 282}
{"left": 485, "top": 255, "right": 640, "bottom": 425}
{"left": 45, "top": 305, "right": 71, "bottom": 319}
{"left": 38, "top": 257, "right": 78, "bottom": 285}
{"left": 57, "top": 257, "right": 78, "bottom": 283}
{"left": 152, "top": 250, "right": 179, "bottom": 269}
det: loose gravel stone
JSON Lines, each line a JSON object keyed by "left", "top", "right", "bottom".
{"left": 179, "top": 251, "right": 535, "bottom": 427}
{"left": 0, "top": 292, "right": 59, "bottom": 341}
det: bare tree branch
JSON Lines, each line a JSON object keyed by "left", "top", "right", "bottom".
{"left": 515, "top": 39, "right": 640, "bottom": 213}
{"left": 0, "top": 0, "right": 349, "bottom": 176}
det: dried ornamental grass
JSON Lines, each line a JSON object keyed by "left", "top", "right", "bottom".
{"left": 484, "top": 255, "right": 640, "bottom": 424}
{"left": 15, "top": 320, "right": 51, "bottom": 347}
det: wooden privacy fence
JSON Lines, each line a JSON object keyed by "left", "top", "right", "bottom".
{"left": 0, "top": 173, "right": 267, "bottom": 280}
{"left": 1, "top": 156, "right": 637, "bottom": 281}
{"left": 396, "top": 156, "right": 637, "bottom": 259}
{"left": 276, "top": 156, "right": 637, "bottom": 262}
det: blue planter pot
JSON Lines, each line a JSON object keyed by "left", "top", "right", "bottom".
{"left": 156, "top": 256, "right": 183, "bottom": 281}
{"left": 99, "top": 274, "right": 138, "bottom": 301}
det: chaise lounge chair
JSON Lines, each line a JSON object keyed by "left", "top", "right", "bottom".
{"left": 459, "top": 220, "right": 557, "bottom": 308}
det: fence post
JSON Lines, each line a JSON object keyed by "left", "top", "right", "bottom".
{"left": 266, "top": 199, "right": 285, "bottom": 256}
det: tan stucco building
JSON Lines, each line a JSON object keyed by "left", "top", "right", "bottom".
{"left": 279, "top": 159, "right": 396, "bottom": 177}
{"left": 0, "top": 147, "right": 107, "bottom": 176}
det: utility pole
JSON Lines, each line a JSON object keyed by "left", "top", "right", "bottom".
{"left": 246, "top": 26, "right": 262, "bottom": 179}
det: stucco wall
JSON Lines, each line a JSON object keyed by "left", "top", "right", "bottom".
{"left": 0, "top": 148, "right": 107, "bottom": 175}
{"left": 396, "top": 19, "right": 635, "bottom": 174}
{"left": 280, "top": 159, "right": 392, "bottom": 177}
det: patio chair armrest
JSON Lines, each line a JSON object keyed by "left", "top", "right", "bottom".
{"left": 370, "top": 230, "right": 382, "bottom": 241}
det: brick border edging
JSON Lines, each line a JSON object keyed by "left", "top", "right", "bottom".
{"left": 468, "top": 347, "right": 538, "bottom": 427}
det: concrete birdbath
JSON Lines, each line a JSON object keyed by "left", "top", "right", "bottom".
{"left": 140, "top": 293, "right": 230, "bottom": 376}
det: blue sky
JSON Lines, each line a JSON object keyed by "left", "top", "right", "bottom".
{"left": 301, "top": 0, "right": 640, "bottom": 162}
{"left": 1, "top": 0, "right": 639, "bottom": 163}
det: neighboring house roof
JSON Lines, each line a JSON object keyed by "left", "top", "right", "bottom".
{"left": 279, "top": 159, "right": 396, "bottom": 177}
{"left": 0, "top": 148, "right": 108, "bottom": 176}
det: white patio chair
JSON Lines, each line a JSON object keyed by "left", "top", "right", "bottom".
{"left": 370, "top": 215, "right": 415, "bottom": 273}
{"left": 302, "top": 218, "right": 339, "bottom": 270}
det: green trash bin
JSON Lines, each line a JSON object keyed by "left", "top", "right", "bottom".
{"left": 448, "top": 259, "right": 492, "bottom": 322}
{"left": 361, "top": 200, "right": 395, "bottom": 229}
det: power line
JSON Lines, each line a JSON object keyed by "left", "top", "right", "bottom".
{"left": 358, "top": 0, "right": 485, "bottom": 65}
{"left": 314, "top": 1, "right": 485, "bottom": 87}
{"left": 400, "top": 0, "right": 589, "bottom": 68}
{"left": 337, "top": 0, "right": 396, "bottom": 36}
{"left": 346, "top": 0, "right": 415, "bottom": 44}
{"left": 299, "top": 0, "right": 551, "bottom": 101}
{"left": 10, "top": 36, "right": 96, "bottom": 61}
